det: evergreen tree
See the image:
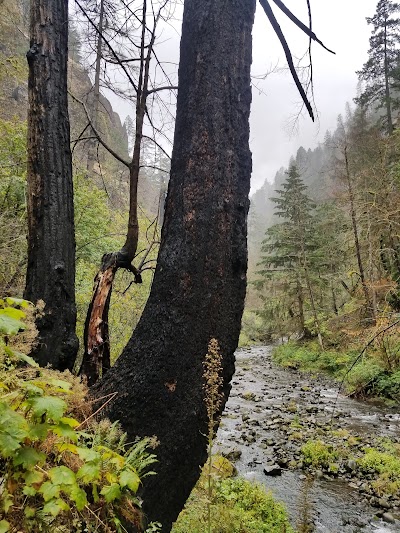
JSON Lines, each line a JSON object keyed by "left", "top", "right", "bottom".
{"left": 355, "top": 0, "right": 400, "bottom": 134}
{"left": 258, "top": 164, "right": 316, "bottom": 337}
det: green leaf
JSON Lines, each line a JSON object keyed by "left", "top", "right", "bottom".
{"left": 23, "top": 486, "right": 37, "bottom": 497}
{"left": 100, "top": 483, "right": 121, "bottom": 503}
{"left": 57, "top": 442, "right": 79, "bottom": 454}
{"left": 0, "top": 432, "right": 22, "bottom": 457}
{"left": 0, "top": 520, "right": 10, "bottom": 533}
{"left": 13, "top": 447, "right": 46, "bottom": 469}
{"left": 28, "top": 422, "right": 50, "bottom": 441}
{"left": 0, "top": 306, "right": 25, "bottom": 320}
{"left": 39, "top": 481, "right": 60, "bottom": 502}
{"left": 69, "top": 485, "right": 87, "bottom": 511}
{"left": 119, "top": 469, "right": 140, "bottom": 493}
{"left": 1, "top": 492, "right": 13, "bottom": 513}
{"left": 12, "top": 351, "right": 39, "bottom": 367}
{"left": 76, "top": 462, "right": 101, "bottom": 484}
{"left": 0, "top": 312, "right": 25, "bottom": 335}
{"left": 49, "top": 379, "right": 72, "bottom": 391}
{"left": 24, "top": 383, "right": 44, "bottom": 396}
{"left": 59, "top": 416, "right": 79, "bottom": 427}
{"left": 30, "top": 396, "right": 66, "bottom": 422}
{"left": 5, "top": 297, "right": 30, "bottom": 308}
{"left": 48, "top": 466, "right": 76, "bottom": 486}
{"left": 0, "top": 403, "right": 28, "bottom": 457}
{"left": 41, "top": 498, "right": 69, "bottom": 517}
{"left": 77, "top": 447, "right": 101, "bottom": 463}
{"left": 52, "top": 421, "right": 78, "bottom": 442}
{"left": 24, "top": 470, "right": 44, "bottom": 485}
{"left": 24, "top": 506, "right": 36, "bottom": 518}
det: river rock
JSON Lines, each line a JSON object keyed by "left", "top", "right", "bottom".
{"left": 382, "top": 512, "right": 395, "bottom": 523}
{"left": 346, "top": 459, "right": 357, "bottom": 472}
{"left": 224, "top": 449, "right": 242, "bottom": 461}
{"left": 263, "top": 464, "right": 282, "bottom": 476}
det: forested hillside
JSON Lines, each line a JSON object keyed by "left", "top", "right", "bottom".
{"left": 246, "top": 0, "right": 400, "bottom": 402}
{"left": 0, "top": 0, "right": 166, "bottom": 363}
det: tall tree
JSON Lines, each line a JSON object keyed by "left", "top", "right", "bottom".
{"left": 25, "top": 0, "right": 78, "bottom": 370}
{"left": 258, "top": 165, "right": 321, "bottom": 342}
{"left": 93, "top": 0, "right": 256, "bottom": 528}
{"left": 356, "top": 0, "right": 400, "bottom": 134}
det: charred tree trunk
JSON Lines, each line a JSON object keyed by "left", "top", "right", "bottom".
{"left": 25, "top": 0, "right": 78, "bottom": 370}
{"left": 92, "top": 0, "right": 256, "bottom": 529}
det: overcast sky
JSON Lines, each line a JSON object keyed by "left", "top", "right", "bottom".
{"left": 108, "top": 1, "right": 379, "bottom": 194}
{"left": 250, "top": 0, "right": 378, "bottom": 191}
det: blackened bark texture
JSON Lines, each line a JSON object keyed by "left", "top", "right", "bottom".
{"left": 93, "top": 0, "right": 256, "bottom": 529}
{"left": 25, "top": 0, "right": 78, "bottom": 370}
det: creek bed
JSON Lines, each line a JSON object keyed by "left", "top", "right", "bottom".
{"left": 216, "top": 345, "right": 400, "bottom": 533}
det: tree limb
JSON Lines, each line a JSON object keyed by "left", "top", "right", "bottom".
{"left": 146, "top": 85, "right": 178, "bottom": 95}
{"left": 259, "top": 0, "right": 314, "bottom": 121}
{"left": 270, "top": 0, "right": 335, "bottom": 54}
{"left": 69, "top": 90, "right": 132, "bottom": 168}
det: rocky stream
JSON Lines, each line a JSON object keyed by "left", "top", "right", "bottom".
{"left": 216, "top": 345, "right": 400, "bottom": 533}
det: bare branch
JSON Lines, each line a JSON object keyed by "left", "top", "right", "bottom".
{"left": 142, "top": 135, "right": 171, "bottom": 160}
{"left": 146, "top": 85, "right": 178, "bottom": 95}
{"left": 259, "top": 0, "right": 314, "bottom": 121}
{"left": 270, "top": 0, "right": 335, "bottom": 54}
{"left": 68, "top": 90, "right": 132, "bottom": 168}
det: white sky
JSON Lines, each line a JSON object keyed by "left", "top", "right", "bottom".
{"left": 109, "top": 0, "right": 379, "bottom": 193}
{"left": 250, "top": 0, "right": 377, "bottom": 191}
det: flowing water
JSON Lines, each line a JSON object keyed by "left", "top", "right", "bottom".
{"left": 216, "top": 346, "right": 400, "bottom": 533}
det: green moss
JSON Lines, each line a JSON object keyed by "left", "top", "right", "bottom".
{"left": 173, "top": 474, "right": 294, "bottom": 533}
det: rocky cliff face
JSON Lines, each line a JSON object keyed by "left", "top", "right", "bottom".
{"left": 0, "top": 0, "right": 164, "bottom": 216}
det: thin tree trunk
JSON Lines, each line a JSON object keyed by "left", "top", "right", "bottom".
{"left": 304, "top": 264, "right": 324, "bottom": 349}
{"left": 92, "top": 0, "right": 256, "bottom": 529}
{"left": 81, "top": 0, "right": 154, "bottom": 385}
{"left": 384, "top": 17, "right": 393, "bottom": 135}
{"left": 25, "top": 0, "right": 78, "bottom": 370}
{"left": 295, "top": 272, "right": 306, "bottom": 335}
{"left": 344, "top": 145, "right": 374, "bottom": 322}
{"left": 86, "top": 0, "right": 105, "bottom": 174}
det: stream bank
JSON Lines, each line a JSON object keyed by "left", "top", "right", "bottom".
{"left": 216, "top": 345, "right": 400, "bottom": 533}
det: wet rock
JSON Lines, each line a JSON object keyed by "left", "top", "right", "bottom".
{"left": 378, "top": 498, "right": 391, "bottom": 509}
{"left": 263, "top": 464, "right": 282, "bottom": 476}
{"left": 224, "top": 449, "right": 242, "bottom": 461}
{"left": 242, "top": 392, "right": 256, "bottom": 401}
{"left": 382, "top": 512, "right": 395, "bottom": 523}
{"left": 346, "top": 459, "right": 357, "bottom": 472}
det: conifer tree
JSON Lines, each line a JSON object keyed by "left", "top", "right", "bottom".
{"left": 356, "top": 0, "right": 400, "bottom": 134}
{"left": 258, "top": 164, "right": 317, "bottom": 338}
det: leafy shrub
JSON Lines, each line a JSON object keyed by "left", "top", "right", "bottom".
{"left": 0, "top": 299, "right": 158, "bottom": 532}
{"left": 358, "top": 449, "right": 400, "bottom": 496}
{"left": 301, "top": 440, "right": 338, "bottom": 469}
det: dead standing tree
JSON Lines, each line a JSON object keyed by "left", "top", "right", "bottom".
{"left": 72, "top": 0, "right": 177, "bottom": 384}
{"left": 91, "top": 0, "right": 334, "bottom": 530}
{"left": 25, "top": 0, "right": 78, "bottom": 370}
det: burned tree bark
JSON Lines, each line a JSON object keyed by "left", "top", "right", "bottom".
{"left": 25, "top": 0, "right": 78, "bottom": 370}
{"left": 93, "top": 0, "right": 256, "bottom": 529}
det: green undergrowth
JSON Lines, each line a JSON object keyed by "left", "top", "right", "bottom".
{"left": 0, "top": 297, "right": 160, "bottom": 532}
{"left": 298, "top": 435, "right": 400, "bottom": 499}
{"left": 172, "top": 456, "right": 294, "bottom": 533}
{"left": 273, "top": 341, "right": 400, "bottom": 402}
